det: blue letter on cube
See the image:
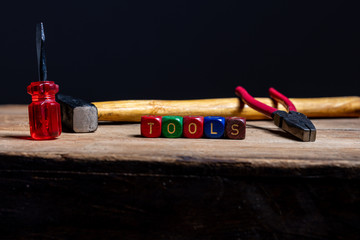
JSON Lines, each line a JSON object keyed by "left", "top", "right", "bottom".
{"left": 204, "top": 116, "right": 225, "bottom": 138}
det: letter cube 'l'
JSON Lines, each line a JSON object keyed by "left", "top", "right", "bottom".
{"left": 141, "top": 115, "right": 162, "bottom": 138}
{"left": 203, "top": 116, "right": 225, "bottom": 138}
{"left": 162, "top": 116, "right": 183, "bottom": 138}
{"left": 183, "top": 116, "right": 204, "bottom": 138}
{"left": 225, "top": 117, "right": 246, "bottom": 139}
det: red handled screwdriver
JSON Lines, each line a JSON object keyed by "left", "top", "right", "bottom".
{"left": 27, "top": 23, "right": 61, "bottom": 140}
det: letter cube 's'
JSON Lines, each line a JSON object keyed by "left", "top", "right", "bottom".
{"left": 162, "top": 116, "right": 183, "bottom": 138}
{"left": 141, "top": 115, "right": 162, "bottom": 138}
{"left": 203, "top": 116, "right": 225, "bottom": 138}
{"left": 225, "top": 117, "right": 246, "bottom": 139}
{"left": 183, "top": 116, "right": 204, "bottom": 138}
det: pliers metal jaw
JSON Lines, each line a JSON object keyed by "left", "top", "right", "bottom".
{"left": 235, "top": 86, "right": 316, "bottom": 142}
{"left": 272, "top": 110, "right": 316, "bottom": 142}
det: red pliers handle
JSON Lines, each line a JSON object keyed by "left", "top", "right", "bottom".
{"left": 235, "top": 86, "right": 316, "bottom": 142}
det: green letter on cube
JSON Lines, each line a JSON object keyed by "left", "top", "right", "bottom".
{"left": 162, "top": 116, "right": 183, "bottom": 138}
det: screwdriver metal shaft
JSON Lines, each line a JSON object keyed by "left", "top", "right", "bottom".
{"left": 36, "top": 22, "right": 47, "bottom": 81}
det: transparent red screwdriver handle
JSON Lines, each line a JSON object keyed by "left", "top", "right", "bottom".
{"left": 27, "top": 81, "right": 62, "bottom": 140}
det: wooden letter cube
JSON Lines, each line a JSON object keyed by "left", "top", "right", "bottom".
{"left": 183, "top": 116, "right": 204, "bottom": 138}
{"left": 203, "top": 116, "right": 225, "bottom": 138}
{"left": 141, "top": 115, "right": 162, "bottom": 138}
{"left": 162, "top": 116, "right": 183, "bottom": 138}
{"left": 225, "top": 117, "right": 246, "bottom": 139}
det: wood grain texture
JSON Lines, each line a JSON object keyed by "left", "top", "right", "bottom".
{"left": 93, "top": 96, "right": 360, "bottom": 122}
{"left": 1, "top": 105, "right": 359, "bottom": 172}
{"left": 1, "top": 105, "right": 360, "bottom": 239}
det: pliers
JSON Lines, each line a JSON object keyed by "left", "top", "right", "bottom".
{"left": 235, "top": 86, "right": 316, "bottom": 142}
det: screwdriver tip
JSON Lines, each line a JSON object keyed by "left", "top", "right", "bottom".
{"left": 36, "top": 22, "right": 45, "bottom": 41}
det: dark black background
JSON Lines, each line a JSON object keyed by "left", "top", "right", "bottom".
{"left": 1, "top": 1, "right": 359, "bottom": 104}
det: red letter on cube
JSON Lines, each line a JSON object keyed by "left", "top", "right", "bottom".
{"left": 141, "top": 115, "right": 162, "bottom": 138}
{"left": 225, "top": 117, "right": 246, "bottom": 139}
{"left": 183, "top": 116, "right": 204, "bottom": 138}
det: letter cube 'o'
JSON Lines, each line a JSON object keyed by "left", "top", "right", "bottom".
{"left": 183, "top": 116, "right": 204, "bottom": 138}
{"left": 225, "top": 117, "right": 246, "bottom": 139}
{"left": 141, "top": 115, "right": 162, "bottom": 138}
{"left": 162, "top": 116, "right": 183, "bottom": 138}
{"left": 203, "top": 116, "right": 225, "bottom": 138}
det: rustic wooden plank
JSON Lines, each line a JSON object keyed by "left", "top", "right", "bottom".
{"left": 1, "top": 105, "right": 359, "bottom": 175}
{"left": 0, "top": 167, "right": 359, "bottom": 239}
{"left": 1, "top": 105, "right": 360, "bottom": 239}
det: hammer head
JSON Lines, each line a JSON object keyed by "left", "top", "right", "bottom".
{"left": 57, "top": 94, "right": 98, "bottom": 133}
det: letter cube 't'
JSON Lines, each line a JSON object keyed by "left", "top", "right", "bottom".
{"left": 141, "top": 115, "right": 162, "bottom": 138}
{"left": 162, "top": 116, "right": 183, "bottom": 138}
{"left": 225, "top": 117, "right": 246, "bottom": 139}
{"left": 183, "top": 116, "right": 204, "bottom": 138}
{"left": 203, "top": 116, "right": 225, "bottom": 138}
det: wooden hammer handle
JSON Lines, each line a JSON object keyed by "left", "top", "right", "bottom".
{"left": 93, "top": 96, "right": 360, "bottom": 122}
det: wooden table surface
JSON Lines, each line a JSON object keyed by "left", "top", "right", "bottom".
{"left": 1, "top": 105, "right": 360, "bottom": 239}
{"left": 1, "top": 105, "right": 359, "bottom": 176}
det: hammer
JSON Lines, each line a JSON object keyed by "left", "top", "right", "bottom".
{"left": 57, "top": 94, "right": 360, "bottom": 133}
